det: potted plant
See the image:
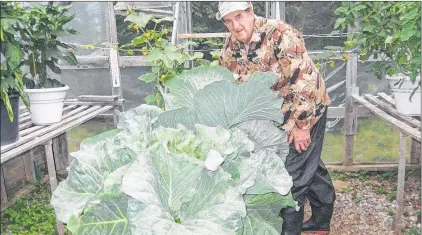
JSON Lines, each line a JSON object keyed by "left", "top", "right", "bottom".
{"left": 0, "top": 2, "right": 30, "bottom": 145}
{"left": 18, "top": 2, "right": 78, "bottom": 125}
{"left": 333, "top": 2, "right": 421, "bottom": 116}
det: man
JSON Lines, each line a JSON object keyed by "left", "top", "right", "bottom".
{"left": 216, "top": 2, "right": 336, "bottom": 235}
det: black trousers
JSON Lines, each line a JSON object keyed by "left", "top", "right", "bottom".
{"left": 284, "top": 109, "right": 336, "bottom": 208}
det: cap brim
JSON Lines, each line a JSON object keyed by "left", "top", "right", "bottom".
{"left": 216, "top": 5, "right": 250, "bottom": 20}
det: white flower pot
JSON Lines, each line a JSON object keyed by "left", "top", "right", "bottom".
{"left": 24, "top": 86, "right": 69, "bottom": 125}
{"left": 386, "top": 74, "right": 421, "bottom": 116}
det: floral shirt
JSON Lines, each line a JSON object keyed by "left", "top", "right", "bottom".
{"left": 219, "top": 16, "right": 331, "bottom": 134}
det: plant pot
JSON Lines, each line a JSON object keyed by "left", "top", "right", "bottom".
{"left": 386, "top": 74, "right": 421, "bottom": 116}
{"left": 24, "top": 86, "right": 69, "bottom": 125}
{"left": 1, "top": 95, "right": 20, "bottom": 146}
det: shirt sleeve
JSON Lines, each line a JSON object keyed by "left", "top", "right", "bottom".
{"left": 272, "top": 25, "right": 323, "bottom": 134}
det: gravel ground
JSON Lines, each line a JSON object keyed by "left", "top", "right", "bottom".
{"left": 302, "top": 170, "right": 421, "bottom": 235}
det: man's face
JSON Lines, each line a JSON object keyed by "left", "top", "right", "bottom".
{"left": 223, "top": 9, "right": 255, "bottom": 44}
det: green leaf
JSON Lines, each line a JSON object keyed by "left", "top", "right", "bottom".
{"left": 1, "top": 88, "right": 14, "bottom": 121}
{"left": 163, "top": 45, "right": 185, "bottom": 65}
{"left": 131, "top": 35, "right": 147, "bottom": 46}
{"left": 362, "top": 25, "right": 375, "bottom": 32}
{"left": 165, "top": 66, "right": 234, "bottom": 109}
{"left": 353, "top": 4, "right": 367, "bottom": 11}
{"left": 46, "top": 60, "right": 61, "bottom": 74}
{"left": 152, "top": 16, "right": 174, "bottom": 24}
{"left": 146, "top": 47, "right": 165, "bottom": 62}
{"left": 343, "top": 41, "right": 357, "bottom": 49}
{"left": 116, "top": 104, "right": 162, "bottom": 134}
{"left": 5, "top": 43, "right": 21, "bottom": 70}
{"left": 190, "top": 52, "right": 203, "bottom": 60}
{"left": 137, "top": 73, "right": 156, "bottom": 83}
{"left": 123, "top": 156, "right": 244, "bottom": 234}
{"left": 400, "top": 30, "right": 416, "bottom": 41}
{"left": 68, "top": 196, "right": 130, "bottom": 235}
{"left": 194, "top": 72, "right": 284, "bottom": 128}
{"left": 242, "top": 193, "right": 296, "bottom": 235}
{"left": 333, "top": 18, "right": 345, "bottom": 29}
{"left": 156, "top": 107, "right": 197, "bottom": 128}
{"left": 144, "top": 94, "right": 160, "bottom": 104}
{"left": 384, "top": 36, "right": 393, "bottom": 44}
{"left": 62, "top": 52, "right": 78, "bottom": 65}
{"left": 51, "top": 141, "right": 136, "bottom": 223}
{"left": 124, "top": 12, "right": 152, "bottom": 28}
{"left": 210, "top": 50, "right": 221, "bottom": 59}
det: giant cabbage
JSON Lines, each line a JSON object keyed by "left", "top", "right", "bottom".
{"left": 51, "top": 66, "right": 295, "bottom": 235}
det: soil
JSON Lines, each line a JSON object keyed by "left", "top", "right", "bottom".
{"left": 302, "top": 170, "right": 421, "bottom": 235}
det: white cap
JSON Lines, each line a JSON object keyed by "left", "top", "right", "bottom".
{"left": 215, "top": 1, "right": 252, "bottom": 20}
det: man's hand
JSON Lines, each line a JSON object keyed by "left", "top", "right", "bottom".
{"left": 288, "top": 126, "right": 311, "bottom": 153}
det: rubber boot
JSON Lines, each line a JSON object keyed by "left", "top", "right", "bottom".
{"left": 302, "top": 204, "right": 334, "bottom": 234}
{"left": 280, "top": 206, "right": 304, "bottom": 235}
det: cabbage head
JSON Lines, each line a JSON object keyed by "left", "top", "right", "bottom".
{"left": 51, "top": 66, "right": 295, "bottom": 235}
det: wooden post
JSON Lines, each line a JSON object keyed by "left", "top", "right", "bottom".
{"left": 265, "top": 2, "right": 270, "bottom": 18}
{"left": 22, "top": 149, "right": 36, "bottom": 183}
{"left": 343, "top": 50, "right": 358, "bottom": 166}
{"left": 409, "top": 139, "right": 420, "bottom": 164}
{"left": 393, "top": 132, "right": 407, "bottom": 232}
{"left": 44, "top": 140, "right": 65, "bottom": 235}
{"left": 106, "top": 2, "right": 123, "bottom": 127}
{"left": 52, "top": 133, "right": 69, "bottom": 172}
{"left": 0, "top": 166, "right": 7, "bottom": 207}
{"left": 279, "top": 2, "right": 286, "bottom": 22}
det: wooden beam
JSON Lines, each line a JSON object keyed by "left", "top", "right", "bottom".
{"left": 19, "top": 105, "right": 76, "bottom": 125}
{"left": 107, "top": 2, "right": 124, "bottom": 128}
{"left": 343, "top": 50, "right": 358, "bottom": 166}
{"left": 410, "top": 139, "right": 421, "bottom": 164}
{"left": 114, "top": 2, "right": 173, "bottom": 11}
{"left": 326, "top": 163, "right": 420, "bottom": 172}
{"left": 1, "top": 106, "right": 113, "bottom": 162}
{"left": 59, "top": 55, "right": 109, "bottom": 69}
{"left": 364, "top": 94, "right": 421, "bottom": 128}
{"left": 44, "top": 140, "right": 65, "bottom": 235}
{"left": 393, "top": 132, "right": 407, "bottom": 232}
{"left": 77, "top": 95, "right": 118, "bottom": 102}
{"left": 107, "top": 2, "right": 122, "bottom": 97}
{"left": 18, "top": 106, "right": 89, "bottom": 136}
{"left": 22, "top": 150, "right": 36, "bottom": 183}
{"left": 64, "top": 99, "right": 124, "bottom": 106}
{"left": 0, "top": 166, "right": 7, "bottom": 207}
{"left": 1, "top": 106, "right": 109, "bottom": 157}
{"left": 378, "top": 92, "right": 396, "bottom": 106}
{"left": 52, "top": 134, "right": 69, "bottom": 172}
{"left": 178, "top": 33, "right": 228, "bottom": 39}
{"left": 353, "top": 95, "right": 421, "bottom": 141}
{"left": 327, "top": 106, "right": 373, "bottom": 118}
{"left": 120, "top": 56, "right": 149, "bottom": 67}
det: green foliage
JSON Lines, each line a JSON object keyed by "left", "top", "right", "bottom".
{"left": 387, "top": 190, "right": 397, "bottom": 202}
{"left": 122, "top": 10, "right": 205, "bottom": 107}
{"left": 51, "top": 67, "right": 295, "bottom": 235}
{"left": 406, "top": 227, "right": 421, "bottom": 235}
{"left": 333, "top": 2, "right": 421, "bottom": 81}
{"left": 374, "top": 185, "right": 387, "bottom": 195}
{"left": 16, "top": 2, "right": 79, "bottom": 89}
{"left": 0, "top": 182, "right": 71, "bottom": 235}
{"left": 0, "top": 2, "right": 29, "bottom": 121}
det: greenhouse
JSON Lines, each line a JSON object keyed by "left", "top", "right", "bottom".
{"left": 0, "top": 2, "right": 420, "bottom": 235}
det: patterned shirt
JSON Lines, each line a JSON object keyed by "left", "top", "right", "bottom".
{"left": 219, "top": 16, "right": 331, "bottom": 134}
